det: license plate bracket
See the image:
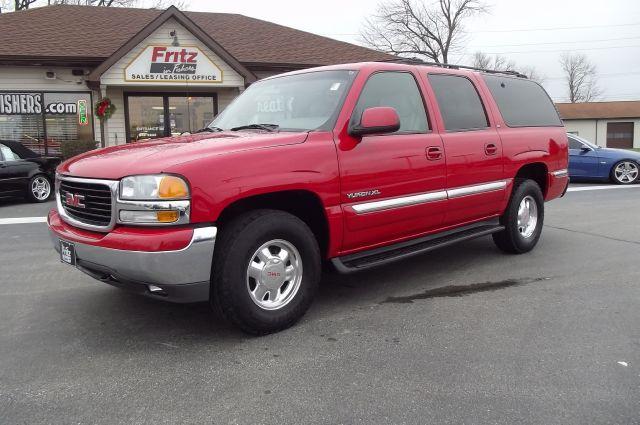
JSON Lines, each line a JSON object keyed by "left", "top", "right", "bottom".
{"left": 59, "top": 240, "right": 76, "bottom": 266}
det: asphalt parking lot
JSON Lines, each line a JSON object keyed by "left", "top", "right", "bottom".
{"left": 1, "top": 184, "right": 639, "bottom": 425}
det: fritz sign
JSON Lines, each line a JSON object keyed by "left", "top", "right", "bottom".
{"left": 125, "top": 46, "right": 223, "bottom": 83}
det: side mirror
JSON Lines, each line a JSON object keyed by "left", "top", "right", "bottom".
{"left": 349, "top": 106, "right": 400, "bottom": 137}
{"left": 580, "top": 144, "right": 592, "bottom": 152}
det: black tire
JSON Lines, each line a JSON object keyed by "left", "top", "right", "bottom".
{"left": 492, "top": 179, "right": 544, "bottom": 254}
{"left": 610, "top": 160, "right": 639, "bottom": 185}
{"left": 211, "top": 209, "right": 321, "bottom": 335}
{"left": 26, "top": 174, "right": 53, "bottom": 203}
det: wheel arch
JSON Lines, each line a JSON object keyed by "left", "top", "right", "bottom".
{"left": 216, "top": 190, "right": 330, "bottom": 258}
{"left": 514, "top": 162, "right": 549, "bottom": 196}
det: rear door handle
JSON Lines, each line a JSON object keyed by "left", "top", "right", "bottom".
{"left": 426, "top": 146, "right": 443, "bottom": 161}
{"left": 484, "top": 143, "right": 498, "bottom": 156}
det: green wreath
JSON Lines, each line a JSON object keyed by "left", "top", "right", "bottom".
{"left": 95, "top": 97, "right": 116, "bottom": 121}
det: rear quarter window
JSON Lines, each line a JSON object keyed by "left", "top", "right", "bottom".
{"left": 428, "top": 74, "right": 489, "bottom": 132}
{"left": 482, "top": 75, "right": 562, "bottom": 127}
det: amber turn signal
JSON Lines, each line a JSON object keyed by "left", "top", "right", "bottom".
{"left": 158, "top": 176, "right": 189, "bottom": 199}
{"left": 156, "top": 210, "right": 180, "bottom": 223}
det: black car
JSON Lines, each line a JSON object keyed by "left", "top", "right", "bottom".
{"left": 0, "top": 140, "right": 61, "bottom": 203}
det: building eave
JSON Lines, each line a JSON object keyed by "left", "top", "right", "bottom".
{"left": 0, "top": 56, "right": 104, "bottom": 67}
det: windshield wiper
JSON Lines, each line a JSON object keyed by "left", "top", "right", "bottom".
{"left": 230, "top": 123, "right": 279, "bottom": 132}
{"left": 194, "top": 126, "right": 224, "bottom": 133}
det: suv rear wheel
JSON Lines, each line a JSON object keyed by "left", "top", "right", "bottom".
{"left": 492, "top": 179, "right": 544, "bottom": 254}
{"left": 211, "top": 209, "right": 321, "bottom": 335}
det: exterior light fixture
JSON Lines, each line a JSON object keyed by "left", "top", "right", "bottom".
{"left": 170, "top": 30, "right": 179, "bottom": 46}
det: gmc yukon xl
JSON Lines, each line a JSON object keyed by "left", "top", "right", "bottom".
{"left": 49, "top": 62, "right": 569, "bottom": 334}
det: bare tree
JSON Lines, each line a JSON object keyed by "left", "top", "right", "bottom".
{"left": 361, "top": 0, "right": 488, "bottom": 64}
{"left": 8, "top": 0, "right": 187, "bottom": 10}
{"left": 472, "top": 51, "right": 516, "bottom": 71}
{"left": 14, "top": 0, "right": 38, "bottom": 9}
{"left": 471, "top": 51, "right": 545, "bottom": 84}
{"left": 560, "top": 52, "right": 601, "bottom": 103}
{"left": 50, "top": 0, "right": 145, "bottom": 5}
{"left": 519, "top": 65, "right": 545, "bottom": 85}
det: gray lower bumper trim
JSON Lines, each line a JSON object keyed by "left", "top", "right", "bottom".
{"left": 51, "top": 226, "right": 216, "bottom": 298}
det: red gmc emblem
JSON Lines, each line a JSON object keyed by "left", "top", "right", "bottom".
{"left": 65, "top": 193, "right": 85, "bottom": 208}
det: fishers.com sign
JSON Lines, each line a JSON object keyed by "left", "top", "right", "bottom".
{"left": 0, "top": 93, "right": 80, "bottom": 115}
{"left": 125, "top": 45, "right": 223, "bottom": 83}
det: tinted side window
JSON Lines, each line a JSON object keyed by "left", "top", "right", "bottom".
{"left": 353, "top": 72, "right": 429, "bottom": 133}
{"left": 568, "top": 136, "right": 583, "bottom": 150}
{"left": 428, "top": 74, "right": 489, "bottom": 131}
{"left": 483, "top": 75, "right": 562, "bottom": 127}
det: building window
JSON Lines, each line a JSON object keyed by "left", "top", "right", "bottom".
{"left": 43, "top": 92, "right": 93, "bottom": 155}
{"left": 606, "top": 122, "right": 634, "bottom": 149}
{"left": 0, "top": 91, "right": 93, "bottom": 156}
{"left": 126, "top": 94, "right": 216, "bottom": 142}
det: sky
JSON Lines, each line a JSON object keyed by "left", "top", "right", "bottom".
{"left": 186, "top": 0, "right": 640, "bottom": 103}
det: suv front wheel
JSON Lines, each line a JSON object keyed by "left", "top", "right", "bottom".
{"left": 493, "top": 179, "right": 545, "bottom": 254}
{"left": 211, "top": 210, "right": 321, "bottom": 335}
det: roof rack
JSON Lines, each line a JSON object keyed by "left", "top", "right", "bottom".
{"left": 376, "top": 57, "right": 528, "bottom": 79}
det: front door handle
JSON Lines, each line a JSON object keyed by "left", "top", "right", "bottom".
{"left": 484, "top": 143, "right": 498, "bottom": 156}
{"left": 426, "top": 146, "right": 443, "bottom": 161}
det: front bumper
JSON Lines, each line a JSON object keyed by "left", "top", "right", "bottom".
{"left": 49, "top": 210, "right": 216, "bottom": 303}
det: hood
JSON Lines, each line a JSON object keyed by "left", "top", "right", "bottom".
{"left": 596, "top": 147, "right": 640, "bottom": 160}
{"left": 59, "top": 131, "right": 309, "bottom": 179}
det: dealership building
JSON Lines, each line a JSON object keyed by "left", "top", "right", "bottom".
{"left": 0, "top": 5, "right": 390, "bottom": 154}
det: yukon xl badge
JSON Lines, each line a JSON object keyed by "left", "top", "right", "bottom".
{"left": 346, "top": 189, "right": 381, "bottom": 199}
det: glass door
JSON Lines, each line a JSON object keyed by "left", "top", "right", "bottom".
{"left": 126, "top": 94, "right": 216, "bottom": 142}
{"left": 167, "top": 96, "right": 215, "bottom": 136}
{"left": 127, "top": 96, "right": 165, "bottom": 143}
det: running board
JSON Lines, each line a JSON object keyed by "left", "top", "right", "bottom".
{"left": 332, "top": 221, "right": 504, "bottom": 274}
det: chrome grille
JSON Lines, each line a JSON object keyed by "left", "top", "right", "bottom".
{"left": 59, "top": 180, "right": 113, "bottom": 227}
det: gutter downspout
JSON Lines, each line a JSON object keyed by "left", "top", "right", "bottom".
{"left": 87, "top": 80, "right": 105, "bottom": 148}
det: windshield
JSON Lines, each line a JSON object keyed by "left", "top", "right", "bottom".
{"left": 210, "top": 70, "right": 356, "bottom": 132}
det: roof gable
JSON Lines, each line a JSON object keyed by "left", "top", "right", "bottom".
{"left": 99, "top": 16, "right": 246, "bottom": 87}
{"left": 87, "top": 6, "right": 256, "bottom": 84}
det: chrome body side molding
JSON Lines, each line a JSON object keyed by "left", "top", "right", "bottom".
{"left": 352, "top": 190, "right": 447, "bottom": 213}
{"left": 446, "top": 180, "right": 507, "bottom": 199}
{"left": 350, "top": 180, "right": 508, "bottom": 214}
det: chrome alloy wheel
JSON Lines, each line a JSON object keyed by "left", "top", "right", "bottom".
{"left": 614, "top": 161, "right": 639, "bottom": 183}
{"left": 31, "top": 176, "right": 51, "bottom": 201}
{"left": 246, "top": 239, "right": 303, "bottom": 310}
{"left": 517, "top": 195, "right": 538, "bottom": 238}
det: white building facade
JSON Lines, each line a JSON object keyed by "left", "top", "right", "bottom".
{"left": 557, "top": 102, "right": 640, "bottom": 149}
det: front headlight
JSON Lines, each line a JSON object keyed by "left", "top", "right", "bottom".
{"left": 120, "top": 174, "right": 189, "bottom": 200}
{"left": 117, "top": 174, "right": 190, "bottom": 226}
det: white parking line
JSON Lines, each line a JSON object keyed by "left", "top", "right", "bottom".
{"left": 0, "top": 217, "right": 47, "bottom": 225}
{"left": 567, "top": 185, "right": 640, "bottom": 192}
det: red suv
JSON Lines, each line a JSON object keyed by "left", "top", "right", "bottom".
{"left": 49, "top": 62, "right": 569, "bottom": 334}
